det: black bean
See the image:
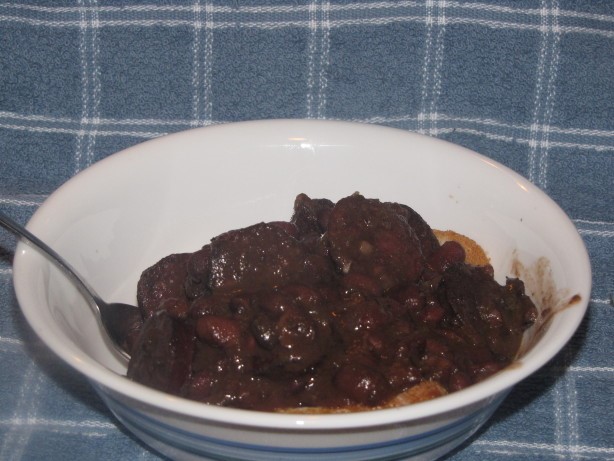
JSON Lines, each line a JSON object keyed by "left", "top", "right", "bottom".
{"left": 428, "top": 240, "right": 465, "bottom": 274}
{"left": 250, "top": 314, "right": 278, "bottom": 350}
{"left": 334, "top": 364, "right": 392, "bottom": 405}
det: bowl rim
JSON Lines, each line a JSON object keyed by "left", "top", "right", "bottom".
{"left": 13, "top": 119, "right": 592, "bottom": 430}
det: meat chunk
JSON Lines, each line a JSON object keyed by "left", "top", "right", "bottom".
{"left": 209, "top": 222, "right": 334, "bottom": 293}
{"left": 184, "top": 245, "right": 212, "bottom": 300}
{"left": 326, "top": 194, "right": 426, "bottom": 293}
{"left": 437, "top": 263, "right": 537, "bottom": 364}
{"left": 137, "top": 253, "right": 191, "bottom": 319}
{"left": 291, "top": 193, "right": 334, "bottom": 238}
{"left": 385, "top": 202, "right": 440, "bottom": 258}
{"left": 127, "top": 311, "right": 195, "bottom": 395}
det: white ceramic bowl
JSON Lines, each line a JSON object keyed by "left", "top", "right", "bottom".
{"left": 13, "top": 120, "right": 591, "bottom": 461}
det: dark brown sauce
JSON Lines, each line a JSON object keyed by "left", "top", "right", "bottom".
{"left": 511, "top": 255, "right": 582, "bottom": 358}
{"left": 126, "top": 194, "right": 538, "bottom": 412}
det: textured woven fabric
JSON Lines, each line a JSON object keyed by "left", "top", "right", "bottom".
{"left": 1, "top": 1, "right": 613, "bottom": 460}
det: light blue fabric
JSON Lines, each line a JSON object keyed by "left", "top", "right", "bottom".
{"left": 1, "top": 1, "right": 613, "bottom": 460}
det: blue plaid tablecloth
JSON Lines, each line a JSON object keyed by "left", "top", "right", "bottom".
{"left": 1, "top": 1, "right": 613, "bottom": 460}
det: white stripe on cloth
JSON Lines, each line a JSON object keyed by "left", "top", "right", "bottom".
{"left": 191, "top": 0, "right": 203, "bottom": 126}
{"left": 473, "top": 440, "right": 614, "bottom": 456}
{"left": 0, "top": 122, "right": 166, "bottom": 139}
{"left": 0, "top": 196, "right": 45, "bottom": 207}
{"left": 2, "top": 113, "right": 614, "bottom": 151}
{"left": 417, "top": 0, "right": 435, "bottom": 135}
{"left": 361, "top": 113, "right": 614, "bottom": 139}
{"left": 428, "top": 1, "right": 446, "bottom": 137}
{"left": 0, "top": 417, "right": 115, "bottom": 434}
{"left": 75, "top": 0, "right": 101, "bottom": 175}
{"left": 0, "top": 363, "right": 43, "bottom": 461}
{"left": 538, "top": 2, "right": 561, "bottom": 190}
{"left": 0, "top": 335, "right": 23, "bottom": 346}
{"left": 306, "top": 0, "right": 331, "bottom": 119}
{"left": 417, "top": 0, "right": 447, "bottom": 137}
{"left": 569, "top": 365, "right": 614, "bottom": 372}
{"left": 2, "top": 1, "right": 614, "bottom": 24}
{"left": 306, "top": 0, "right": 318, "bottom": 118}
{"left": 578, "top": 228, "right": 614, "bottom": 238}
{"left": 528, "top": 0, "right": 559, "bottom": 189}
{"left": 191, "top": 0, "right": 214, "bottom": 127}
{"left": 1, "top": 8, "right": 613, "bottom": 38}
{"left": 575, "top": 219, "right": 614, "bottom": 238}
{"left": 316, "top": 0, "right": 330, "bottom": 119}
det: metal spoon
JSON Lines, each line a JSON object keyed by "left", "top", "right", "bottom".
{"left": 1, "top": 211, "right": 141, "bottom": 365}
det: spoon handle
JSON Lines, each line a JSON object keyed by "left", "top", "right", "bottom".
{"left": 0, "top": 211, "right": 104, "bottom": 312}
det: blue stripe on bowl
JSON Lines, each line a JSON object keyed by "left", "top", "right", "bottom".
{"left": 96, "top": 386, "right": 507, "bottom": 461}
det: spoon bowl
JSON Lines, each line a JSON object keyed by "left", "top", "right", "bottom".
{"left": 0, "top": 211, "right": 139, "bottom": 365}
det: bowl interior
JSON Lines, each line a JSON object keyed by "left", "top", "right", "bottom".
{"left": 13, "top": 120, "right": 591, "bottom": 426}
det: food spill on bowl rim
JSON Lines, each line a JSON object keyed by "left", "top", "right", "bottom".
{"left": 511, "top": 253, "right": 582, "bottom": 359}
